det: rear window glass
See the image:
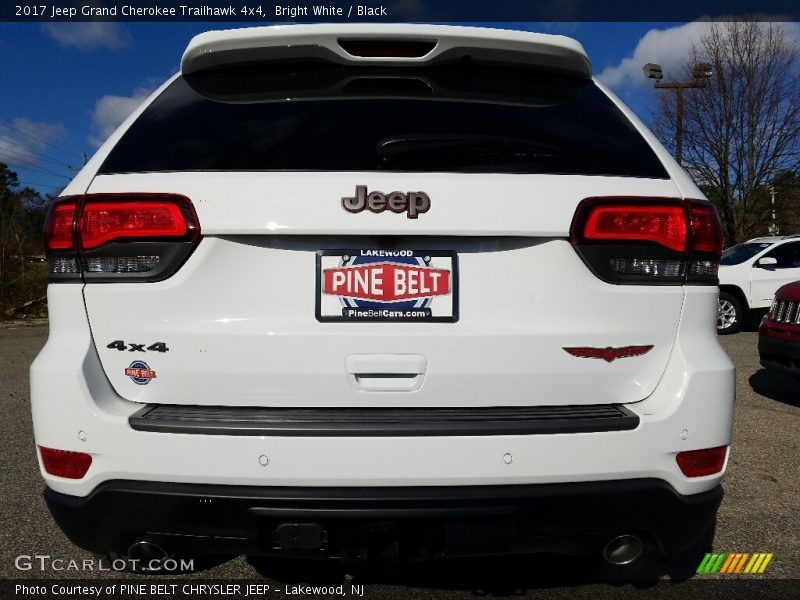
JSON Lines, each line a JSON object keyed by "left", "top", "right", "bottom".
{"left": 98, "top": 61, "right": 668, "bottom": 178}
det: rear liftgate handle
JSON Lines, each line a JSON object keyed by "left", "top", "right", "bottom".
{"left": 345, "top": 354, "right": 427, "bottom": 392}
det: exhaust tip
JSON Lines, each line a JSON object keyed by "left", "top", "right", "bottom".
{"left": 127, "top": 539, "right": 171, "bottom": 563}
{"left": 602, "top": 535, "right": 644, "bottom": 566}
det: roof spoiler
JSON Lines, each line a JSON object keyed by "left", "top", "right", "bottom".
{"left": 181, "top": 24, "right": 592, "bottom": 80}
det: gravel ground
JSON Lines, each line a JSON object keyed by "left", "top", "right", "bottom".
{"left": 1, "top": 322, "right": 797, "bottom": 599}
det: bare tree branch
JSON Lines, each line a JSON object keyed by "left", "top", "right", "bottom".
{"left": 652, "top": 20, "right": 800, "bottom": 243}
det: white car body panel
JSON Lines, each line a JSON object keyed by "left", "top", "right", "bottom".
{"left": 181, "top": 24, "right": 592, "bottom": 77}
{"left": 83, "top": 172, "right": 684, "bottom": 408}
{"left": 719, "top": 238, "right": 800, "bottom": 309}
{"left": 32, "top": 285, "right": 732, "bottom": 498}
{"left": 750, "top": 263, "right": 800, "bottom": 307}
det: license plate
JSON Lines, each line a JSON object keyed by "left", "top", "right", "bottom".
{"left": 316, "top": 249, "right": 459, "bottom": 322}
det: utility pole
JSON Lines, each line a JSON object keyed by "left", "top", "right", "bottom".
{"left": 769, "top": 183, "right": 778, "bottom": 235}
{"left": 643, "top": 63, "right": 712, "bottom": 165}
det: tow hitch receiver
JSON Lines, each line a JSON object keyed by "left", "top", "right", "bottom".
{"left": 271, "top": 522, "right": 328, "bottom": 550}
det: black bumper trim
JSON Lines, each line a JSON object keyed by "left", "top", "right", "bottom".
{"left": 44, "top": 479, "right": 722, "bottom": 560}
{"left": 759, "top": 334, "right": 800, "bottom": 376}
{"left": 128, "top": 404, "right": 640, "bottom": 436}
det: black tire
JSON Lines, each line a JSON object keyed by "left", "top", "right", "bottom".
{"left": 717, "top": 292, "right": 744, "bottom": 334}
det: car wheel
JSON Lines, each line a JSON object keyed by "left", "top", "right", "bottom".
{"left": 717, "top": 292, "right": 743, "bottom": 334}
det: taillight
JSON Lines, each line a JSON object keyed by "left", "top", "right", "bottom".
{"left": 582, "top": 204, "right": 687, "bottom": 252}
{"left": 39, "top": 446, "right": 92, "bottom": 479}
{"left": 686, "top": 199, "right": 724, "bottom": 283}
{"left": 79, "top": 200, "right": 188, "bottom": 249}
{"left": 43, "top": 199, "right": 77, "bottom": 250}
{"left": 687, "top": 200, "right": 724, "bottom": 254}
{"left": 676, "top": 446, "right": 728, "bottom": 478}
{"left": 570, "top": 197, "right": 723, "bottom": 285}
{"left": 43, "top": 193, "right": 201, "bottom": 283}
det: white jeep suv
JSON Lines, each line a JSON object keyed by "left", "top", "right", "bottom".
{"left": 717, "top": 235, "right": 800, "bottom": 334}
{"left": 31, "top": 24, "right": 733, "bottom": 574}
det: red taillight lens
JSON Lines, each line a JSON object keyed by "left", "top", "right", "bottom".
{"left": 79, "top": 200, "right": 188, "bottom": 249}
{"left": 43, "top": 193, "right": 200, "bottom": 282}
{"left": 688, "top": 200, "right": 724, "bottom": 255}
{"left": 571, "top": 197, "right": 723, "bottom": 285}
{"left": 43, "top": 199, "right": 77, "bottom": 250}
{"left": 581, "top": 203, "right": 687, "bottom": 252}
{"left": 676, "top": 446, "right": 728, "bottom": 478}
{"left": 39, "top": 446, "right": 92, "bottom": 479}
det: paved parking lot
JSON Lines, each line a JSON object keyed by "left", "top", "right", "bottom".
{"left": 1, "top": 322, "right": 798, "bottom": 597}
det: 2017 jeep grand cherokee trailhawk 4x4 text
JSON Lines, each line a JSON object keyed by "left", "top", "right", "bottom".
{"left": 32, "top": 24, "right": 733, "bottom": 573}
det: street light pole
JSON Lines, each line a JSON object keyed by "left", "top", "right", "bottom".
{"left": 643, "top": 63, "right": 712, "bottom": 166}
{"left": 652, "top": 81, "right": 705, "bottom": 164}
{"left": 769, "top": 183, "right": 778, "bottom": 235}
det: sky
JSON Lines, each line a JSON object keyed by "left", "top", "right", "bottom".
{"left": 0, "top": 20, "right": 768, "bottom": 196}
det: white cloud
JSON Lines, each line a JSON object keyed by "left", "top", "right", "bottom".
{"left": 597, "top": 20, "right": 800, "bottom": 91}
{"left": 89, "top": 87, "right": 153, "bottom": 147}
{"left": 0, "top": 118, "right": 66, "bottom": 168}
{"left": 597, "top": 22, "right": 715, "bottom": 90}
{"left": 41, "top": 22, "right": 132, "bottom": 49}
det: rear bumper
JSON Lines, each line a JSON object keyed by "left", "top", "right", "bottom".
{"left": 44, "top": 479, "right": 722, "bottom": 559}
{"left": 31, "top": 286, "right": 736, "bottom": 499}
{"left": 759, "top": 332, "right": 800, "bottom": 377}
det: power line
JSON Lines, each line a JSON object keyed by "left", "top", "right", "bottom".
{"left": 0, "top": 140, "right": 73, "bottom": 170}
{"left": 17, "top": 179, "right": 64, "bottom": 191}
{"left": 0, "top": 120, "right": 82, "bottom": 160}
{"left": 5, "top": 161, "right": 71, "bottom": 180}
{"left": 0, "top": 120, "right": 82, "bottom": 161}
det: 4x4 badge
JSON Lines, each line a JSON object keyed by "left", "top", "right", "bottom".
{"left": 342, "top": 185, "right": 430, "bottom": 219}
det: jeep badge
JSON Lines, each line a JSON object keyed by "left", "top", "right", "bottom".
{"left": 342, "top": 186, "right": 430, "bottom": 219}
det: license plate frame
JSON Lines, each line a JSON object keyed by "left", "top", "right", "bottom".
{"left": 315, "top": 249, "right": 459, "bottom": 323}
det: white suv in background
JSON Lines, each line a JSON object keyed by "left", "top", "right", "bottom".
{"left": 31, "top": 24, "right": 733, "bottom": 577}
{"left": 717, "top": 235, "right": 800, "bottom": 334}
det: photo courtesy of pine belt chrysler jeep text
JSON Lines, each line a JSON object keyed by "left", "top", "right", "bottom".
{"left": 31, "top": 24, "right": 733, "bottom": 576}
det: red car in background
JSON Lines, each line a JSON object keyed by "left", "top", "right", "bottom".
{"left": 759, "top": 281, "right": 800, "bottom": 378}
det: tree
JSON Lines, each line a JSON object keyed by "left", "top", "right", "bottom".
{"left": 0, "top": 162, "right": 50, "bottom": 315}
{"left": 653, "top": 20, "right": 800, "bottom": 244}
{"left": 772, "top": 170, "right": 800, "bottom": 233}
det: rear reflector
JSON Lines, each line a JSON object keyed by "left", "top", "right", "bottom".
{"left": 79, "top": 200, "right": 187, "bottom": 249}
{"left": 676, "top": 446, "right": 728, "bottom": 477}
{"left": 39, "top": 446, "right": 92, "bottom": 479}
{"left": 43, "top": 199, "right": 77, "bottom": 250}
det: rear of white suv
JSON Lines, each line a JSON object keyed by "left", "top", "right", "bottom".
{"left": 31, "top": 24, "right": 734, "bottom": 573}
